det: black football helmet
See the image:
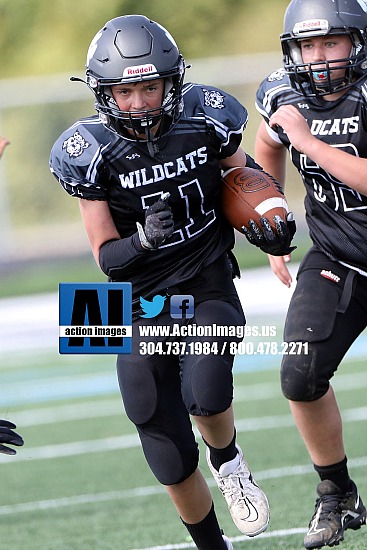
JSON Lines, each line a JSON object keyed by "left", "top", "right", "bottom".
{"left": 281, "top": 0, "right": 367, "bottom": 96}
{"left": 83, "top": 15, "right": 186, "bottom": 145}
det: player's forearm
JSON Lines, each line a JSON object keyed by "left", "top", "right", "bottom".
{"left": 255, "top": 135, "right": 287, "bottom": 187}
{"left": 301, "top": 137, "right": 367, "bottom": 196}
{"left": 99, "top": 233, "right": 147, "bottom": 278}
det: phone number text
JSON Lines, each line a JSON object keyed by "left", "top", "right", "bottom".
{"left": 139, "top": 341, "right": 308, "bottom": 356}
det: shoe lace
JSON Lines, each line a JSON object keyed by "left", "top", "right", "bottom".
{"left": 312, "top": 493, "right": 342, "bottom": 523}
{"left": 219, "top": 462, "right": 259, "bottom": 504}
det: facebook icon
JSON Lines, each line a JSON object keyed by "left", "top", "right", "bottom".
{"left": 170, "top": 295, "right": 195, "bottom": 319}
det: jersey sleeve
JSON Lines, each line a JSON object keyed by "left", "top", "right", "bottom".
{"left": 49, "top": 120, "right": 110, "bottom": 200}
{"left": 255, "top": 68, "right": 291, "bottom": 123}
{"left": 255, "top": 68, "right": 297, "bottom": 145}
{"left": 183, "top": 83, "right": 248, "bottom": 158}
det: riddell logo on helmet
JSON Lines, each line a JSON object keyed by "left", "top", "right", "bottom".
{"left": 123, "top": 64, "right": 157, "bottom": 77}
{"left": 293, "top": 19, "right": 329, "bottom": 34}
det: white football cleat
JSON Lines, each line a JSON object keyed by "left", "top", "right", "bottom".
{"left": 207, "top": 445, "right": 269, "bottom": 537}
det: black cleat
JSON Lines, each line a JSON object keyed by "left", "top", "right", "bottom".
{"left": 304, "top": 480, "right": 366, "bottom": 548}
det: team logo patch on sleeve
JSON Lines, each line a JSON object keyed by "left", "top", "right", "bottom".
{"left": 62, "top": 130, "right": 91, "bottom": 158}
{"left": 202, "top": 89, "right": 225, "bottom": 109}
{"left": 268, "top": 68, "right": 285, "bottom": 82}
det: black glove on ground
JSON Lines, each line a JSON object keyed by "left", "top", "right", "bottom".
{"left": 242, "top": 213, "right": 297, "bottom": 256}
{"left": 0, "top": 420, "right": 24, "bottom": 455}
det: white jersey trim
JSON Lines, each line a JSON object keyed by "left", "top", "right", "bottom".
{"left": 265, "top": 122, "right": 282, "bottom": 144}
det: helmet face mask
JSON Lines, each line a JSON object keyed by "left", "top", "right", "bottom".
{"left": 85, "top": 15, "right": 186, "bottom": 141}
{"left": 281, "top": 0, "right": 367, "bottom": 97}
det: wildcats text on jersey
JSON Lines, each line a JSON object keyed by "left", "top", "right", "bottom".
{"left": 310, "top": 116, "right": 359, "bottom": 136}
{"left": 119, "top": 146, "right": 208, "bottom": 189}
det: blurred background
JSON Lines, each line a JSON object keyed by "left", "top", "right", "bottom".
{"left": 0, "top": 0, "right": 309, "bottom": 298}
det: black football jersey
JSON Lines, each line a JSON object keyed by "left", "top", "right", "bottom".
{"left": 256, "top": 68, "right": 367, "bottom": 274}
{"left": 50, "top": 83, "right": 248, "bottom": 297}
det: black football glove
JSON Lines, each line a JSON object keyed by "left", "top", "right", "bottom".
{"left": 137, "top": 192, "right": 174, "bottom": 249}
{"left": 0, "top": 420, "right": 24, "bottom": 455}
{"left": 242, "top": 212, "right": 297, "bottom": 256}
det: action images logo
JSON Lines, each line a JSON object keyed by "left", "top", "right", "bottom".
{"left": 59, "top": 283, "right": 132, "bottom": 354}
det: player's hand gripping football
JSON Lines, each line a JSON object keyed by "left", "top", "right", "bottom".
{"left": 0, "top": 419, "right": 24, "bottom": 455}
{"left": 242, "top": 212, "right": 297, "bottom": 256}
{"left": 137, "top": 192, "right": 174, "bottom": 249}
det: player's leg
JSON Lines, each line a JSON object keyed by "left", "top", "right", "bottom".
{"left": 166, "top": 468, "right": 232, "bottom": 549}
{"left": 165, "top": 468, "right": 212, "bottom": 523}
{"left": 289, "top": 385, "right": 344, "bottom": 467}
{"left": 181, "top": 298, "right": 269, "bottom": 537}
{"left": 194, "top": 405, "right": 235, "bottom": 450}
{"left": 280, "top": 251, "right": 367, "bottom": 548}
{"left": 117, "top": 315, "right": 230, "bottom": 549}
{"left": 281, "top": 262, "right": 367, "bottom": 467}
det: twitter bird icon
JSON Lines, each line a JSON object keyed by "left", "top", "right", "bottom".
{"left": 139, "top": 295, "right": 167, "bottom": 318}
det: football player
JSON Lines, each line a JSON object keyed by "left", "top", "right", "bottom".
{"left": 50, "top": 15, "right": 295, "bottom": 549}
{"left": 255, "top": 0, "right": 367, "bottom": 548}
{"left": 0, "top": 419, "right": 23, "bottom": 455}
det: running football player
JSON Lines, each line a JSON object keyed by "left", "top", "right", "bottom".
{"left": 255, "top": 0, "right": 367, "bottom": 547}
{"left": 50, "top": 14, "right": 295, "bottom": 549}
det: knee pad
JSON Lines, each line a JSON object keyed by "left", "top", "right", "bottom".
{"left": 188, "top": 354, "right": 234, "bottom": 414}
{"left": 117, "top": 355, "right": 199, "bottom": 485}
{"left": 280, "top": 348, "right": 329, "bottom": 402}
{"left": 280, "top": 259, "right": 350, "bottom": 402}
{"left": 117, "top": 356, "right": 158, "bottom": 425}
{"left": 138, "top": 429, "right": 199, "bottom": 485}
{"left": 181, "top": 299, "right": 240, "bottom": 415}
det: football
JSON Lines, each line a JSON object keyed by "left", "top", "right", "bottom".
{"left": 221, "top": 166, "right": 289, "bottom": 232}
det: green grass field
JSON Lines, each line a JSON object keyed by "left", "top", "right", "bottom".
{"left": 0, "top": 310, "right": 366, "bottom": 550}
{"left": 0, "top": 229, "right": 313, "bottom": 299}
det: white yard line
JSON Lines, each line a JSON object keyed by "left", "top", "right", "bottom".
{"left": 1, "top": 406, "right": 366, "bottom": 464}
{"left": 0, "top": 457, "right": 366, "bottom": 516}
{"left": 3, "top": 370, "right": 367, "bottom": 427}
